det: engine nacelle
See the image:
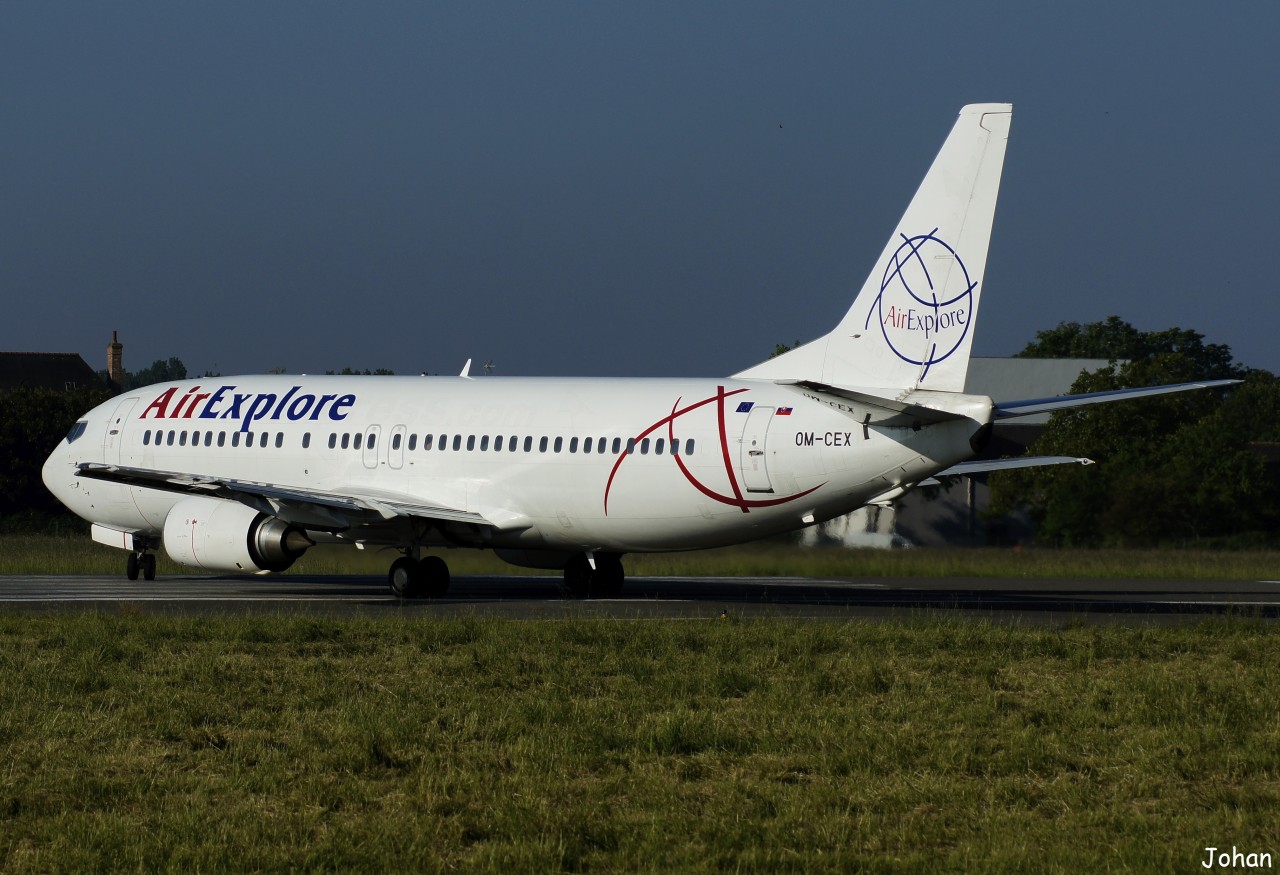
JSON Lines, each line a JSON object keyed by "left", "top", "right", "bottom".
{"left": 162, "top": 496, "right": 313, "bottom": 574}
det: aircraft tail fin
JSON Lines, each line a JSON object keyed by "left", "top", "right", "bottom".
{"left": 734, "top": 103, "right": 1012, "bottom": 393}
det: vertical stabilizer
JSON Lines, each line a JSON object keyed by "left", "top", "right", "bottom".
{"left": 734, "top": 103, "right": 1012, "bottom": 392}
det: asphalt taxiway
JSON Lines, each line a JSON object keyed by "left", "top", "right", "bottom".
{"left": 2, "top": 574, "right": 1280, "bottom": 623}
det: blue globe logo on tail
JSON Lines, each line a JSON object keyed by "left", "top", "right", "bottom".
{"left": 864, "top": 230, "right": 976, "bottom": 381}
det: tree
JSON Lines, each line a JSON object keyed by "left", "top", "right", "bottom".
{"left": 989, "top": 318, "right": 1273, "bottom": 547}
{"left": 1016, "top": 316, "right": 1242, "bottom": 379}
{"left": 123, "top": 357, "right": 188, "bottom": 390}
{"left": 0, "top": 386, "right": 114, "bottom": 526}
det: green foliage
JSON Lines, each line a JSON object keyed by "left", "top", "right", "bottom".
{"left": 324, "top": 367, "right": 396, "bottom": 375}
{"left": 992, "top": 318, "right": 1275, "bottom": 546}
{"left": 0, "top": 387, "right": 113, "bottom": 521}
{"left": 1016, "top": 315, "right": 1242, "bottom": 378}
{"left": 122, "top": 356, "right": 188, "bottom": 390}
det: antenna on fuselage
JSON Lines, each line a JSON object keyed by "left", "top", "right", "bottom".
{"left": 459, "top": 358, "right": 472, "bottom": 378}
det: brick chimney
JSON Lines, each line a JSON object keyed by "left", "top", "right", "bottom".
{"left": 107, "top": 331, "right": 124, "bottom": 388}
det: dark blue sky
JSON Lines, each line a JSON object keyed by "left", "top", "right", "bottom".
{"left": 4, "top": 3, "right": 1276, "bottom": 378}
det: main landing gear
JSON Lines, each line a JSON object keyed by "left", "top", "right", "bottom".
{"left": 126, "top": 551, "right": 157, "bottom": 582}
{"left": 388, "top": 555, "right": 450, "bottom": 599}
{"left": 561, "top": 553, "right": 625, "bottom": 599}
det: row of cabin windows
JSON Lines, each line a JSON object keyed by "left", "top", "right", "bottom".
{"left": 143, "top": 429, "right": 303, "bottom": 449}
{"left": 140, "top": 428, "right": 695, "bottom": 457}
{"left": 336, "top": 432, "right": 696, "bottom": 456}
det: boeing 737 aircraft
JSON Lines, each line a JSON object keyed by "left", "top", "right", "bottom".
{"left": 42, "top": 104, "right": 1234, "bottom": 597}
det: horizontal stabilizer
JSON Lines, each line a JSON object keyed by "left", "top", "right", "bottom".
{"left": 919, "top": 455, "right": 1094, "bottom": 485}
{"left": 787, "top": 380, "right": 968, "bottom": 427}
{"left": 995, "top": 380, "right": 1241, "bottom": 419}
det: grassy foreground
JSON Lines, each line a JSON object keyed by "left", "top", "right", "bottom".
{"left": 2, "top": 532, "right": 1279, "bottom": 579}
{"left": 1, "top": 614, "right": 1278, "bottom": 872}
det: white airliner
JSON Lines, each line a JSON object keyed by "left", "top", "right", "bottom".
{"left": 42, "top": 104, "right": 1234, "bottom": 597}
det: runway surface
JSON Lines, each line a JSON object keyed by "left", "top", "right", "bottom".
{"left": 3, "top": 573, "right": 1280, "bottom": 623}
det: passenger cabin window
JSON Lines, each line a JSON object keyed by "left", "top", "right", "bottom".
{"left": 452, "top": 435, "right": 462, "bottom": 451}
{"left": 260, "top": 432, "right": 269, "bottom": 448}
{"left": 654, "top": 438, "right": 664, "bottom": 455}
{"left": 354, "top": 433, "right": 363, "bottom": 451}
{"left": 328, "top": 434, "right": 337, "bottom": 449}
{"left": 274, "top": 433, "right": 283, "bottom": 448}
{"left": 422, "top": 434, "right": 432, "bottom": 451}
{"left": 612, "top": 438, "right": 622, "bottom": 454}
{"left": 368, "top": 433, "right": 376, "bottom": 449}
{"left": 467, "top": 435, "right": 476, "bottom": 451}
{"left": 142, "top": 430, "right": 151, "bottom": 446}
{"left": 554, "top": 437, "right": 563, "bottom": 453}
{"left": 205, "top": 432, "right": 214, "bottom": 447}
{"left": 302, "top": 433, "right": 311, "bottom": 449}
{"left": 167, "top": 431, "right": 175, "bottom": 446}
{"left": 218, "top": 432, "right": 226, "bottom": 447}
{"left": 407, "top": 434, "right": 416, "bottom": 451}
{"left": 569, "top": 437, "right": 578, "bottom": 453}
{"left": 341, "top": 434, "right": 350, "bottom": 450}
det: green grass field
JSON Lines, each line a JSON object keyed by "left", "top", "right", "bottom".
{"left": 3, "top": 534, "right": 1277, "bottom": 869}
{"left": 1, "top": 614, "right": 1277, "bottom": 872}
{"left": 1, "top": 532, "right": 1278, "bottom": 580}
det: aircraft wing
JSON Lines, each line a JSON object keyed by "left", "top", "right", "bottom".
{"left": 74, "top": 462, "right": 491, "bottom": 529}
{"left": 918, "top": 455, "right": 1093, "bottom": 485}
{"left": 994, "top": 380, "right": 1240, "bottom": 419}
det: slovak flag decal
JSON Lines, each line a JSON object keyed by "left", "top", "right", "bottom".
{"left": 776, "top": 407, "right": 793, "bottom": 416}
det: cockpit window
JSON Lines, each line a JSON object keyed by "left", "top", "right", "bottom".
{"left": 65, "top": 421, "right": 88, "bottom": 444}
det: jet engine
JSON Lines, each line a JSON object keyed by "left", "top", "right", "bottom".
{"left": 162, "top": 496, "right": 313, "bottom": 574}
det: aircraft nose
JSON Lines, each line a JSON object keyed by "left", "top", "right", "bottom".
{"left": 42, "top": 431, "right": 85, "bottom": 514}
{"left": 42, "top": 442, "right": 70, "bottom": 502}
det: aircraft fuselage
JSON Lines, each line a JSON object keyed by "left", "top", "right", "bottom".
{"left": 43, "top": 375, "right": 991, "bottom": 555}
